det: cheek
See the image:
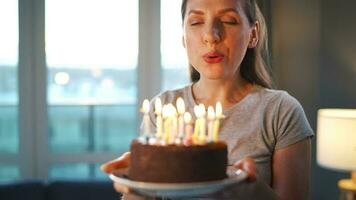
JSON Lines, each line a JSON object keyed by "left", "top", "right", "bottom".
{"left": 184, "top": 33, "right": 201, "bottom": 58}
{"left": 227, "top": 32, "right": 250, "bottom": 58}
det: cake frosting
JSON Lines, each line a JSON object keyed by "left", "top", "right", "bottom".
{"left": 128, "top": 139, "right": 228, "bottom": 183}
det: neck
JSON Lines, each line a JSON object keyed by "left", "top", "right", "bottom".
{"left": 192, "top": 76, "right": 254, "bottom": 109}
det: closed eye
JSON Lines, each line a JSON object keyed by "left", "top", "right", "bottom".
{"left": 221, "top": 19, "right": 238, "bottom": 25}
{"left": 222, "top": 21, "right": 237, "bottom": 25}
{"left": 190, "top": 21, "right": 204, "bottom": 26}
{"left": 220, "top": 15, "right": 239, "bottom": 25}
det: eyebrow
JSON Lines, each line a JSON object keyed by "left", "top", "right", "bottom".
{"left": 188, "top": 8, "right": 239, "bottom": 16}
{"left": 188, "top": 9, "right": 204, "bottom": 15}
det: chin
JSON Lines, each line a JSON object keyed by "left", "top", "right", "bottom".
{"left": 203, "top": 64, "right": 229, "bottom": 76}
{"left": 199, "top": 69, "right": 226, "bottom": 80}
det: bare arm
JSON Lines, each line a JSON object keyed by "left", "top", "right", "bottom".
{"left": 272, "top": 138, "right": 312, "bottom": 200}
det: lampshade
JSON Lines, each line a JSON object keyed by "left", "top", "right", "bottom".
{"left": 317, "top": 109, "right": 356, "bottom": 171}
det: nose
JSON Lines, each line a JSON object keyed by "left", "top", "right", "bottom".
{"left": 203, "top": 21, "right": 221, "bottom": 46}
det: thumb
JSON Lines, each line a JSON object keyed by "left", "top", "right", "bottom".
{"left": 100, "top": 152, "right": 131, "bottom": 174}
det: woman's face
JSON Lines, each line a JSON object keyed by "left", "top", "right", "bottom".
{"left": 183, "top": 0, "right": 257, "bottom": 81}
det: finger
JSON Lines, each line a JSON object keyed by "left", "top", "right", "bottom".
{"left": 233, "top": 157, "right": 257, "bottom": 182}
{"left": 100, "top": 152, "right": 131, "bottom": 173}
{"left": 111, "top": 167, "right": 129, "bottom": 176}
{"left": 113, "top": 182, "right": 131, "bottom": 194}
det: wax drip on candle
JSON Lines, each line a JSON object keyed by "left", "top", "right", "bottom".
{"left": 176, "top": 97, "right": 185, "bottom": 144}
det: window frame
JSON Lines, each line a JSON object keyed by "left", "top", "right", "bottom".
{"left": 1, "top": 0, "right": 162, "bottom": 180}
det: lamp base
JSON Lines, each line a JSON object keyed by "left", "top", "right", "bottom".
{"left": 338, "top": 171, "right": 356, "bottom": 191}
{"left": 339, "top": 180, "right": 356, "bottom": 191}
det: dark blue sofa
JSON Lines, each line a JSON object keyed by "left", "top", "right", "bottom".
{"left": 0, "top": 180, "right": 120, "bottom": 200}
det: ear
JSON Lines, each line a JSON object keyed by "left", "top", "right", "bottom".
{"left": 248, "top": 21, "right": 260, "bottom": 48}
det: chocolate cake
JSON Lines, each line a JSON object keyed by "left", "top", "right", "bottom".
{"left": 128, "top": 139, "right": 228, "bottom": 183}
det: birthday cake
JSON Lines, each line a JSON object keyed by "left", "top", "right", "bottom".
{"left": 128, "top": 98, "right": 227, "bottom": 183}
{"left": 129, "top": 140, "right": 227, "bottom": 183}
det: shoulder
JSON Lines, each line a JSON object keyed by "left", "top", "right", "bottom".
{"left": 259, "top": 88, "right": 314, "bottom": 148}
{"left": 259, "top": 87, "right": 312, "bottom": 133}
{"left": 151, "top": 84, "right": 192, "bottom": 105}
{"left": 257, "top": 87, "right": 302, "bottom": 110}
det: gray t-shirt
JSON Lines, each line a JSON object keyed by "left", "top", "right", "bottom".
{"left": 145, "top": 84, "right": 314, "bottom": 185}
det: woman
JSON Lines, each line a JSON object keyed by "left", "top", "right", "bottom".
{"left": 102, "top": 0, "right": 313, "bottom": 199}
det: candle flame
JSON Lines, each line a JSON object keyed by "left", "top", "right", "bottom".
{"left": 176, "top": 97, "right": 185, "bottom": 114}
{"left": 194, "top": 105, "right": 201, "bottom": 118}
{"left": 155, "top": 98, "right": 162, "bottom": 114}
{"left": 207, "top": 106, "right": 215, "bottom": 120}
{"left": 142, "top": 99, "right": 150, "bottom": 113}
{"left": 171, "top": 104, "right": 177, "bottom": 116}
{"left": 162, "top": 104, "right": 169, "bottom": 118}
{"left": 184, "top": 112, "right": 192, "bottom": 123}
{"left": 216, "top": 102, "right": 222, "bottom": 117}
{"left": 199, "top": 104, "right": 206, "bottom": 116}
{"left": 167, "top": 103, "right": 176, "bottom": 117}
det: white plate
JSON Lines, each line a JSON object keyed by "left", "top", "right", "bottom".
{"left": 109, "top": 170, "right": 248, "bottom": 198}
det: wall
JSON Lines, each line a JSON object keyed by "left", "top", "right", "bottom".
{"left": 271, "top": 0, "right": 356, "bottom": 199}
{"left": 317, "top": 0, "right": 356, "bottom": 198}
{"left": 320, "top": 0, "right": 356, "bottom": 108}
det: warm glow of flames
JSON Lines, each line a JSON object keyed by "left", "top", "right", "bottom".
{"left": 162, "top": 104, "right": 169, "bottom": 118}
{"left": 207, "top": 106, "right": 215, "bottom": 120}
{"left": 155, "top": 98, "right": 162, "bottom": 114}
{"left": 194, "top": 105, "right": 201, "bottom": 118}
{"left": 216, "top": 102, "right": 222, "bottom": 117}
{"left": 184, "top": 112, "right": 192, "bottom": 123}
{"left": 142, "top": 99, "right": 150, "bottom": 114}
{"left": 176, "top": 97, "right": 185, "bottom": 114}
{"left": 168, "top": 103, "right": 177, "bottom": 116}
{"left": 199, "top": 104, "right": 206, "bottom": 116}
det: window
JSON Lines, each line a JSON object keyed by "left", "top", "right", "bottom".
{"left": 0, "top": 0, "right": 189, "bottom": 181}
{"left": 161, "top": 0, "right": 189, "bottom": 91}
{"left": 0, "top": 0, "right": 19, "bottom": 182}
{"left": 45, "top": 0, "right": 138, "bottom": 179}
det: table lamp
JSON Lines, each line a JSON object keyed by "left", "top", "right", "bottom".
{"left": 317, "top": 109, "right": 356, "bottom": 195}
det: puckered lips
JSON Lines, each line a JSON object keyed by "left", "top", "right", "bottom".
{"left": 203, "top": 51, "right": 225, "bottom": 64}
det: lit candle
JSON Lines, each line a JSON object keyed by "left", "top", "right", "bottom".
{"left": 198, "top": 104, "right": 207, "bottom": 144}
{"left": 169, "top": 104, "right": 178, "bottom": 144}
{"left": 162, "top": 104, "right": 170, "bottom": 145}
{"left": 193, "top": 105, "right": 201, "bottom": 143}
{"left": 213, "top": 102, "right": 224, "bottom": 142}
{"left": 207, "top": 106, "right": 215, "bottom": 142}
{"left": 155, "top": 98, "right": 163, "bottom": 140}
{"left": 183, "top": 112, "right": 193, "bottom": 145}
{"left": 142, "top": 99, "right": 151, "bottom": 135}
{"left": 176, "top": 97, "right": 185, "bottom": 143}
